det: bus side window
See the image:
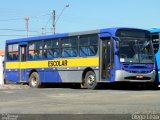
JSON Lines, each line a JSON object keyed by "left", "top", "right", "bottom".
{"left": 13, "top": 54, "right": 18, "bottom": 60}
{"left": 29, "top": 54, "right": 33, "bottom": 59}
{"left": 7, "top": 53, "right": 12, "bottom": 60}
{"left": 7, "top": 44, "right": 18, "bottom": 61}
{"left": 80, "top": 47, "right": 88, "bottom": 56}
{"left": 28, "top": 41, "right": 43, "bottom": 60}
{"left": 61, "top": 37, "right": 78, "bottom": 58}
{"left": 79, "top": 34, "right": 98, "bottom": 57}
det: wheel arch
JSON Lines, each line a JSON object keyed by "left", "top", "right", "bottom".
{"left": 29, "top": 69, "right": 38, "bottom": 78}
{"left": 82, "top": 67, "right": 95, "bottom": 82}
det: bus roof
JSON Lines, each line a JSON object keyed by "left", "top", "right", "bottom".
{"left": 150, "top": 28, "right": 160, "bottom": 33}
{"left": 6, "top": 27, "right": 148, "bottom": 44}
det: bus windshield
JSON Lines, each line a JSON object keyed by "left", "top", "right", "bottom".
{"left": 119, "top": 37, "right": 154, "bottom": 63}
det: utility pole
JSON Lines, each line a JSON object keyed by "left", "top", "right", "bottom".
{"left": 52, "top": 10, "right": 56, "bottom": 34}
{"left": 24, "top": 17, "right": 29, "bottom": 37}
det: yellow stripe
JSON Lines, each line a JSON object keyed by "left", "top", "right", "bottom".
{"left": 6, "top": 62, "right": 19, "bottom": 69}
{"left": 6, "top": 57, "right": 99, "bottom": 69}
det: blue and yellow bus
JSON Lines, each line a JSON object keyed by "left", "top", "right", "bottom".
{"left": 150, "top": 28, "right": 160, "bottom": 84}
{"left": 4, "top": 27, "right": 155, "bottom": 89}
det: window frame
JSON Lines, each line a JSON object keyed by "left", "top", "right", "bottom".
{"left": 28, "top": 40, "right": 43, "bottom": 60}
{"left": 7, "top": 43, "right": 19, "bottom": 61}
{"left": 43, "top": 38, "right": 60, "bottom": 59}
{"left": 79, "top": 34, "right": 98, "bottom": 57}
{"left": 26, "top": 34, "right": 99, "bottom": 60}
{"left": 61, "top": 37, "right": 78, "bottom": 58}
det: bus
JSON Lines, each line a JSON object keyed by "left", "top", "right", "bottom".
{"left": 4, "top": 27, "right": 155, "bottom": 89}
{"left": 150, "top": 28, "right": 160, "bottom": 84}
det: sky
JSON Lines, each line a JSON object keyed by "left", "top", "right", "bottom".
{"left": 0, "top": 0, "right": 160, "bottom": 49}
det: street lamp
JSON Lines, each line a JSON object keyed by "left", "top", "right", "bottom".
{"left": 52, "top": 4, "right": 69, "bottom": 34}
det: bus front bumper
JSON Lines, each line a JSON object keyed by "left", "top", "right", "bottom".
{"left": 115, "top": 70, "right": 156, "bottom": 82}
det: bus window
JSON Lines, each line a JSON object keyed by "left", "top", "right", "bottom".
{"left": 44, "top": 40, "right": 52, "bottom": 49}
{"left": 80, "top": 46, "right": 98, "bottom": 57}
{"left": 62, "top": 48, "right": 78, "bottom": 57}
{"left": 44, "top": 49, "right": 60, "bottom": 59}
{"left": 28, "top": 41, "right": 43, "bottom": 60}
{"left": 7, "top": 44, "right": 18, "bottom": 61}
{"left": 79, "top": 35, "right": 98, "bottom": 57}
{"left": 44, "top": 39, "right": 60, "bottom": 59}
{"left": 61, "top": 37, "right": 78, "bottom": 58}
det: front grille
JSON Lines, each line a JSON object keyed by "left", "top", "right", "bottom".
{"left": 122, "top": 64, "right": 153, "bottom": 74}
{"left": 124, "top": 65, "right": 147, "bottom": 69}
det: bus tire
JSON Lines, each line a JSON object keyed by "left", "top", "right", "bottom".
{"left": 83, "top": 71, "right": 98, "bottom": 89}
{"left": 29, "top": 72, "right": 41, "bottom": 88}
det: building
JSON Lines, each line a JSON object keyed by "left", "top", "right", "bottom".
{"left": 0, "top": 50, "right": 4, "bottom": 56}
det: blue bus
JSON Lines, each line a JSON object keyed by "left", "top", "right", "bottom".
{"left": 150, "top": 28, "right": 160, "bottom": 84}
{"left": 4, "top": 27, "right": 155, "bottom": 89}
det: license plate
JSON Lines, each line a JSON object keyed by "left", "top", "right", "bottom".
{"left": 136, "top": 75, "right": 144, "bottom": 79}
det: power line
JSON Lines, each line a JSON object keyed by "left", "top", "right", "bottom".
{"left": 0, "top": 13, "right": 50, "bottom": 22}
{"left": 44, "top": 15, "right": 52, "bottom": 29}
{"left": 0, "top": 18, "right": 23, "bottom": 22}
{"left": 0, "top": 28, "right": 38, "bottom": 33}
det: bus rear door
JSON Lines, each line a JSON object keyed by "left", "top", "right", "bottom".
{"left": 19, "top": 43, "right": 27, "bottom": 82}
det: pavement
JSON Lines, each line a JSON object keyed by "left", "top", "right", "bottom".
{"left": 0, "top": 84, "right": 160, "bottom": 120}
{"left": 0, "top": 84, "right": 29, "bottom": 89}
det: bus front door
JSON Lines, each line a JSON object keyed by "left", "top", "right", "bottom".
{"left": 19, "top": 45, "right": 27, "bottom": 82}
{"left": 101, "top": 38, "right": 114, "bottom": 81}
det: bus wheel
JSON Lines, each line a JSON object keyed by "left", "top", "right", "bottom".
{"left": 83, "top": 71, "right": 98, "bottom": 89}
{"left": 29, "top": 72, "right": 41, "bottom": 88}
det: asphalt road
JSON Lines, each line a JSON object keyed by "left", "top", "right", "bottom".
{"left": 0, "top": 85, "right": 160, "bottom": 120}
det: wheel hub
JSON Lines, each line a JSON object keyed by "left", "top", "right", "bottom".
{"left": 31, "top": 77, "right": 38, "bottom": 87}
{"left": 87, "top": 75, "right": 95, "bottom": 85}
